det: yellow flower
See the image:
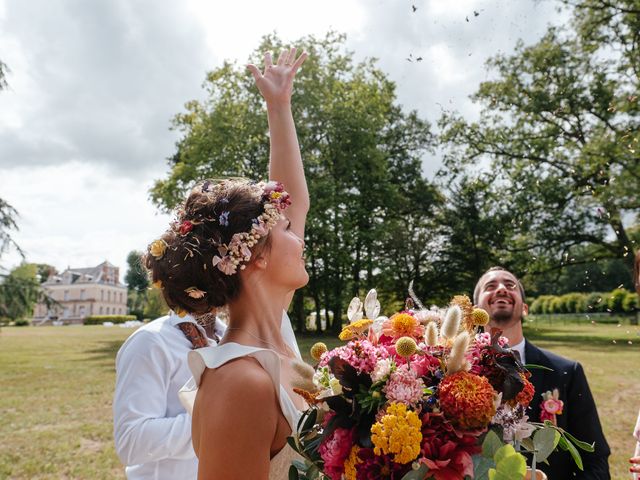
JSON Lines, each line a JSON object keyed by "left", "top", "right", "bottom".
{"left": 472, "top": 308, "right": 490, "bottom": 326}
{"left": 270, "top": 191, "right": 282, "bottom": 200}
{"left": 371, "top": 402, "right": 422, "bottom": 464}
{"left": 310, "top": 342, "right": 328, "bottom": 361}
{"left": 343, "top": 445, "right": 362, "bottom": 480}
{"left": 451, "top": 295, "right": 475, "bottom": 331}
{"left": 339, "top": 318, "right": 373, "bottom": 340}
{"left": 149, "top": 239, "right": 167, "bottom": 259}
{"left": 395, "top": 336, "right": 418, "bottom": 357}
{"left": 152, "top": 280, "right": 163, "bottom": 289}
{"left": 174, "top": 307, "right": 188, "bottom": 318}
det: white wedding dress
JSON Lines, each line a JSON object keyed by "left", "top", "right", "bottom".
{"left": 179, "top": 342, "right": 302, "bottom": 479}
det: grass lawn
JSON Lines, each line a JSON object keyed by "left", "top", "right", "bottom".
{"left": 0, "top": 321, "right": 638, "bottom": 479}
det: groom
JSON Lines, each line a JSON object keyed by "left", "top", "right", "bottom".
{"left": 473, "top": 267, "right": 610, "bottom": 479}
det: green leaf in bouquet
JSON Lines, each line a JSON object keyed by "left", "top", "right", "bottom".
{"left": 533, "top": 426, "right": 560, "bottom": 463}
{"left": 562, "top": 430, "right": 595, "bottom": 453}
{"left": 558, "top": 434, "right": 584, "bottom": 470}
{"left": 399, "top": 463, "right": 429, "bottom": 479}
{"left": 473, "top": 454, "right": 496, "bottom": 480}
{"left": 289, "top": 464, "right": 300, "bottom": 480}
{"left": 482, "top": 430, "right": 504, "bottom": 458}
{"left": 302, "top": 408, "right": 318, "bottom": 434}
{"left": 519, "top": 438, "right": 535, "bottom": 453}
{"left": 523, "top": 363, "right": 554, "bottom": 371}
{"left": 488, "top": 444, "right": 527, "bottom": 480}
{"left": 287, "top": 436, "right": 301, "bottom": 454}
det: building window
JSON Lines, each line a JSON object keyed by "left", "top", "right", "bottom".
{"left": 101, "top": 290, "right": 104, "bottom": 301}
{"left": 79, "top": 306, "right": 85, "bottom": 317}
{"left": 64, "top": 290, "right": 69, "bottom": 301}
{"left": 80, "top": 290, "right": 85, "bottom": 300}
{"left": 99, "top": 306, "right": 103, "bottom": 315}
{"left": 108, "top": 291, "right": 111, "bottom": 302}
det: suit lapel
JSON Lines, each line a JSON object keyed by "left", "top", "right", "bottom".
{"left": 525, "top": 340, "right": 550, "bottom": 422}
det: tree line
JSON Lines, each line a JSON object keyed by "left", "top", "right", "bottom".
{"left": 1, "top": 1, "right": 638, "bottom": 328}
{"left": 149, "top": 1, "right": 639, "bottom": 332}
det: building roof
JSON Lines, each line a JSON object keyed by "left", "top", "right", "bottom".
{"left": 43, "top": 261, "right": 122, "bottom": 286}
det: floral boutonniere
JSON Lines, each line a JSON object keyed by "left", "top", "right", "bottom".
{"left": 539, "top": 388, "right": 564, "bottom": 425}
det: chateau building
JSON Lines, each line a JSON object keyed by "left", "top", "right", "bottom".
{"left": 33, "top": 261, "right": 128, "bottom": 324}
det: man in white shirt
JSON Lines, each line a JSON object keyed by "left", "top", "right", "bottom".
{"left": 113, "top": 311, "right": 300, "bottom": 480}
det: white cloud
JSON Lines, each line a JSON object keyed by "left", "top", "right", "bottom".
{"left": 0, "top": 162, "right": 171, "bottom": 273}
{"left": 0, "top": 0, "right": 569, "bottom": 277}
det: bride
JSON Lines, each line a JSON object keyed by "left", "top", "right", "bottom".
{"left": 145, "top": 48, "right": 309, "bottom": 479}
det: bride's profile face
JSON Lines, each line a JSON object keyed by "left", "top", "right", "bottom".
{"left": 261, "top": 216, "right": 308, "bottom": 290}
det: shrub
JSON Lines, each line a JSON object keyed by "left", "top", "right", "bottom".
{"left": 549, "top": 297, "right": 564, "bottom": 314}
{"left": 14, "top": 318, "right": 30, "bottom": 326}
{"left": 560, "top": 293, "right": 586, "bottom": 314}
{"left": 607, "top": 289, "right": 629, "bottom": 313}
{"left": 622, "top": 292, "right": 638, "bottom": 313}
{"left": 84, "top": 315, "right": 137, "bottom": 325}
{"left": 530, "top": 296, "right": 552, "bottom": 314}
{"left": 584, "top": 292, "right": 607, "bottom": 313}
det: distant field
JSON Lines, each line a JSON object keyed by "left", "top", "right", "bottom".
{"left": 0, "top": 322, "right": 638, "bottom": 479}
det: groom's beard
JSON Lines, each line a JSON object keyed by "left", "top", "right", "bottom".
{"left": 491, "top": 310, "right": 515, "bottom": 324}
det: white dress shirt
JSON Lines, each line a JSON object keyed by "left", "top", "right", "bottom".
{"left": 510, "top": 338, "right": 526, "bottom": 365}
{"left": 113, "top": 311, "right": 300, "bottom": 480}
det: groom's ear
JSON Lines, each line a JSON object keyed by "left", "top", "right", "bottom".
{"left": 522, "top": 303, "right": 529, "bottom": 317}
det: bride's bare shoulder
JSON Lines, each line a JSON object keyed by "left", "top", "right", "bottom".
{"left": 197, "top": 356, "right": 279, "bottom": 416}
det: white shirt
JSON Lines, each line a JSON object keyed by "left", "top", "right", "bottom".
{"left": 113, "top": 311, "right": 300, "bottom": 480}
{"left": 510, "top": 338, "right": 526, "bottom": 365}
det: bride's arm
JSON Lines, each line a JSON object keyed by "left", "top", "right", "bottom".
{"left": 248, "top": 48, "right": 309, "bottom": 239}
{"left": 194, "top": 360, "right": 280, "bottom": 480}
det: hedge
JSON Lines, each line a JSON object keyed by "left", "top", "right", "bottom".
{"left": 529, "top": 289, "right": 638, "bottom": 315}
{"left": 84, "top": 315, "right": 137, "bottom": 325}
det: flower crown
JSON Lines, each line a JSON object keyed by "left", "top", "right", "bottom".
{"left": 147, "top": 180, "right": 291, "bottom": 277}
{"left": 211, "top": 181, "right": 291, "bottom": 275}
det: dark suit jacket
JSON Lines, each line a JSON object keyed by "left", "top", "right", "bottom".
{"left": 525, "top": 340, "right": 610, "bottom": 480}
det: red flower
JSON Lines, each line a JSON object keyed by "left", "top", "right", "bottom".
{"left": 179, "top": 220, "right": 193, "bottom": 235}
{"left": 420, "top": 412, "right": 482, "bottom": 480}
{"left": 354, "top": 448, "right": 410, "bottom": 480}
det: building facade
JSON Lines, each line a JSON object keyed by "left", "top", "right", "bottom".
{"left": 33, "top": 261, "right": 128, "bottom": 324}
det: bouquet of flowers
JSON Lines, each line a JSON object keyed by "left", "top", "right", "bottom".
{"left": 289, "top": 289, "right": 593, "bottom": 480}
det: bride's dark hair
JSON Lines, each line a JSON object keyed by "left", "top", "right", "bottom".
{"left": 144, "top": 180, "right": 272, "bottom": 315}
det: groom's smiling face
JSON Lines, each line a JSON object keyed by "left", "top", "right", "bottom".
{"left": 476, "top": 270, "right": 528, "bottom": 329}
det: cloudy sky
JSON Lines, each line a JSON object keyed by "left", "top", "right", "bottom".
{"left": 0, "top": 0, "right": 566, "bottom": 279}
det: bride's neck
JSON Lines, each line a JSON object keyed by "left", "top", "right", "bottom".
{"left": 226, "top": 280, "right": 287, "bottom": 341}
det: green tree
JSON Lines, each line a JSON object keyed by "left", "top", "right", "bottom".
{"left": 125, "top": 250, "right": 149, "bottom": 320}
{"left": 144, "top": 287, "right": 168, "bottom": 319}
{"left": 125, "top": 250, "right": 149, "bottom": 292}
{"left": 0, "top": 263, "right": 49, "bottom": 321}
{"left": 151, "top": 32, "right": 437, "bottom": 332}
{"left": 440, "top": 1, "right": 639, "bottom": 284}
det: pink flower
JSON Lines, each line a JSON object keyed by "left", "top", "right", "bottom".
{"left": 319, "top": 340, "right": 388, "bottom": 374}
{"left": 383, "top": 365, "right": 425, "bottom": 406}
{"left": 251, "top": 219, "right": 269, "bottom": 236}
{"left": 412, "top": 353, "right": 441, "bottom": 378}
{"left": 318, "top": 426, "right": 355, "bottom": 480}
{"left": 543, "top": 398, "right": 563, "bottom": 415}
{"left": 212, "top": 255, "right": 236, "bottom": 275}
{"left": 474, "top": 332, "right": 509, "bottom": 348}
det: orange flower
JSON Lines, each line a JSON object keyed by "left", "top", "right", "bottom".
{"left": 381, "top": 313, "right": 424, "bottom": 339}
{"left": 438, "top": 371, "right": 496, "bottom": 430}
{"left": 515, "top": 374, "right": 535, "bottom": 407}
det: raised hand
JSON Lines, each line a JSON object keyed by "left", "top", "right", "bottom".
{"left": 247, "top": 48, "right": 307, "bottom": 106}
